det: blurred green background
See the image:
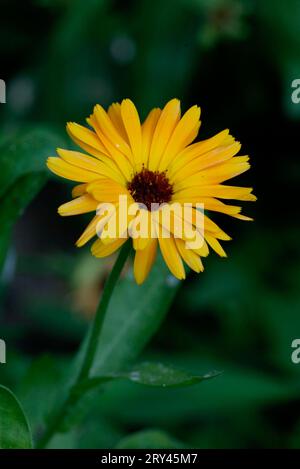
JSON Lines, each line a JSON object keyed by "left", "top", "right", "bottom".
{"left": 1, "top": 0, "right": 300, "bottom": 449}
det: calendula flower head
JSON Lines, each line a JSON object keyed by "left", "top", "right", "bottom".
{"left": 47, "top": 98, "right": 256, "bottom": 284}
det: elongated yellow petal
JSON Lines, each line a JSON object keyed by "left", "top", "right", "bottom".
{"left": 171, "top": 195, "right": 242, "bottom": 217}
{"left": 158, "top": 235, "right": 185, "bottom": 280}
{"left": 86, "top": 179, "right": 132, "bottom": 203}
{"left": 132, "top": 237, "right": 152, "bottom": 251}
{"left": 192, "top": 239, "right": 209, "bottom": 257}
{"left": 141, "top": 108, "right": 161, "bottom": 167}
{"left": 159, "top": 105, "right": 201, "bottom": 171}
{"left": 88, "top": 115, "right": 133, "bottom": 181}
{"left": 203, "top": 214, "right": 231, "bottom": 240}
{"left": 58, "top": 194, "right": 98, "bottom": 216}
{"left": 175, "top": 238, "right": 203, "bottom": 273}
{"left": 72, "top": 183, "right": 87, "bottom": 198}
{"left": 134, "top": 239, "right": 158, "bottom": 284}
{"left": 199, "top": 158, "right": 250, "bottom": 185}
{"left": 168, "top": 129, "right": 231, "bottom": 177}
{"left": 173, "top": 158, "right": 250, "bottom": 190}
{"left": 76, "top": 215, "right": 101, "bottom": 247}
{"left": 67, "top": 122, "right": 108, "bottom": 157}
{"left": 107, "top": 102, "right": 129, "bottom": 143}
{"left": 56, "top": 148, "right": 125, "bottom": 185}
{"left": 56, "top": 148, "right": 106, "bottom": 174}
{"left": 173, "top": 185, "right": 255, "bottom": 206}
{"left": 47, "top": 157, "right": 103, "bottom": 183}
{"left": 171, "top": 142, "right": 241, "bottom": 185}
{"left": 148, "top": 99, "right": 181, "bottom": 171}
{"left": 91, "top": 238, "right": 127, "bottom": 258}
{"left": 93, "top": 104, "right": 132, "bottom": 159}
{"left": 174, "top": 184, "right": 256, "bottom": 201}
{"left": 205, "top": 233, "right": 227, "bottom": 257}
{"left": 213, "top": 230, "right": 232, "bottom": 241}
{"left": 131, "top": 209, "right": 153, "bottom": 250}
{"left": 121, "top": 99, "right": 142, "bottom": 170}
{"left": 100, "top": 204, "right": 132, "bottom": 245}
{"left": 233, "top": 213, "right": 254, "bottom": 221}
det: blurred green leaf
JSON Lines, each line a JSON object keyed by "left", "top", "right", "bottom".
{"left": 120, "top": 362, "right": 219, "bottom": 387}
{"left": 18, "top": 356, "right": 64, "bottom": 436}
{"left": 0, "top": 173, "right": 46, "bottom": 271}
{"left": 116, "top": 429, "right": 187, "bottom": 449}
{"left": 42, "top": 258, "right": 181, "bottom": 437}
{"left": 0, "top": 127, "right": 65, "bottom": 271}
{"left": 90, "top": 257, "right": 181, "bottom": 375}
{"left": 93, "top": 358, "right": 299, "bottom": 427}
{"left": 0, "top": 385, "right": 32, "bottom": 449}
{"left": 72, "top": 362, "right": 220, "bottom": 396}
{"left": 0, "top": 127, "right": 62, "bottom": 199}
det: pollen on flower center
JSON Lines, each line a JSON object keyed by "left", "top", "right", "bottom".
{"left": 127, "top": 167, "right": 174, "bottom": 210}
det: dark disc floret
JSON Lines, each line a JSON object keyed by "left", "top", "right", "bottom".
{"left": 127, "top": 167, "right": 173, "bottom": 210}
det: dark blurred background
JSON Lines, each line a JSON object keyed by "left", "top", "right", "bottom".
{"left": 1, "top": 0, "right": 300, "bottom": 449}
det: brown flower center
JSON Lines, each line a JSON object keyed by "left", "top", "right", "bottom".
{"left": 127, "top": 168, "right": 173, "bottom": 210}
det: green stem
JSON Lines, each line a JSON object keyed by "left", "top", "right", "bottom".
{"left": 36, "top": 240, "right": 131, "bottom": 448}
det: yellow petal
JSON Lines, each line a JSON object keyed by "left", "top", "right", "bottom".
{"left": 213, "top": 230, "right": 232, "bottom": 241}
{"left": 192, "top": 239, "right": 209, "bottom": 257}
{"left": 171, "top": 194, "right": 242, "bottom": 217}
{"left": 205, "top": 233, "right": 227, "bottom": 257}
{"left": 76, "top": 215, "right": 101, "bottom": 247}
{"left": 107, "top": 102, "right": 129, "bottom": 143}
{"left": 47, "top": 157, "right": 102, "bottom": 183}
{"left": 203, "top": 214, "right": 231, "bottom": 240}
{"left": 91, "top": 238, "right": 127, "bottom": 258}
{"left": 88, "top": 114, "right": 133, "bottom": 181}
{"left": 130, "top": 209, "right": 156, "bottom": 249}
{"left": 132, "top": 237, "right": 152, "bottom": 251}
{"left": 148, "top": 98, "right": 181, "bottom": 171}
{"left": 100, "top": 204, "right": 130, "bottom": 245}
{"left": 174, "top": 184, "right": 256, "bottom": 201}
{"left": 67, "top": 122, "right": 108, "bottom": 157}
{"left": 158, "top": 235, "right": 185, "bottom": 280}
{"left": 174, "top": 238, "right": 204, "bottom": 273}
{"left": 158, "top": 105, "right": 201, "bottom": 171}
{"left": 133, "top": 239, "right": 158, "bottom": 284}
{"left": 232, "top": 213, "right": 254, "bottom": 221}
{"left": 171, "top": 142, "right": 241, "bottom": 185}
{"left": 175, "top": 185, "right": 256, "bottom": 201}
{"left": 141, "top": 108, "right": 161, "bottom": 167}
{"left": 58, "top": 194, "right": 98, "bottom": 216}
{"left": 72, "top": 183, "right": 87, "bottom": 198}
{"left": 173, "top": 158, "right": 250, "bottom": 190}
{"left": 93, "top": 104, "right": 132, "bottom": 159}
{"left": 121, "top": 99, "right": 142, "bottom": 170}
{"left": 86, "top": 179, "right": 132, "bottom": 204}
{"left": 56, "top": 148, "right": 125, "bottom": 185}
{"left": 168, "top": 129, "right": 231, "bottom": 177}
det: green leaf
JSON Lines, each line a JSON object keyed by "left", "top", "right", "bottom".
{"left": 119, "top": 362, "right": 220, "bottom": 387}
{"left": 45, "top": 257, "right": 181, "bottom": 435}
{"left": 0, "top": 385, "right": 32, "bottom": 449}
{"left": 116, "top": 429, "right": 187, "bottom": 449}
{"left": 90, "top": 256, "right": 181, "bottom": 375}
{"left": 72, "top": 362, "right": 220, "bottom": 396}
{"left": 0, "top": 127, "right": 65, "bottom": 271}
{"left": 97, "top": 361, "right": 297, "bottom": 427}
{"left": 18, "top": 356, "right": 64, "bottom": 435}
{"left": 0, "top": 172, "right": 46, "bottom": 270}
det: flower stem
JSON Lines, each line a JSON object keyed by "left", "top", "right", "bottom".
{"left": 36, "top": 240, "right": 131, "bottom": 448}
{"left": 77, "top": 240, "right": 131, "bottom": 381}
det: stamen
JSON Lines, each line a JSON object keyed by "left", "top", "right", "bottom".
{"left": 127, "top": 167, "right": 173, "bottom": 210}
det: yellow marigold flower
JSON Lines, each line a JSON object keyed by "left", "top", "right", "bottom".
{"left": 47, "top": 98, "right": 256, "bottom": 284}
